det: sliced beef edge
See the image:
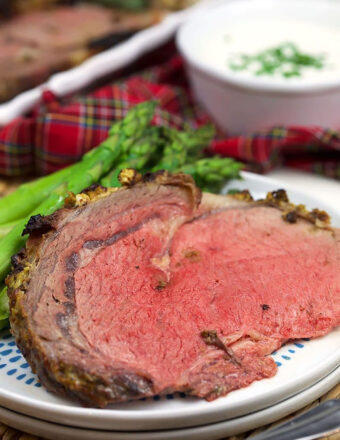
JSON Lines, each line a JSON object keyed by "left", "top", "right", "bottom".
{"left": 6, "top": 171, "right": 339, "bottom": 407}
{"left": 7, "top": 172, "right": 200, "bottom": 406}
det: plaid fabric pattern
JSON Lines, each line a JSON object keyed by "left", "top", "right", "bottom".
{"left": 0, "top": 46, "right": 339, "bottom": 179}
{"left": 212, "top": 126, "right": 340, "bottom": 178}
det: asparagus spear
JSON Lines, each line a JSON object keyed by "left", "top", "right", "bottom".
{"left": 0, "top": 164, "right": 76, "bottom": 225}
{"left": 179, "top": 157, "right": 243, "bottom": 193}
{"left": 163, "top": 124, "right": 215, "bottom": 157}
{"left": 0, "top": 218, "right": 23, "bottom": 239}
{"left": 0, "top": 184, "right": 68, "bottom": 281}
{"left": 100, "top": 126, "right": 164, "bottom": 187}
{"left": 0, "top": 101, "right": 157, "bottom": 226}
{"left": 152, "top": 124, "right": 215, "bottom": 172}
{"left": 0, "top": 152, "right": 113, "bottom": 281}
{"left": 101, "top": 124, "right": 215, "bottom": 187}
{"left": 0, "top": 101, "right": 157, "bottom": 282}
{"left": 0, "top": 285, "right": 9, "bottom": 330}
{"left": 107, "top": 101, "right": 156, "bottom": 146}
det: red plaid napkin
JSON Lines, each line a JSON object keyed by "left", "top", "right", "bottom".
{"left": 0, "top": 45, "right": 339, "bottom": 179}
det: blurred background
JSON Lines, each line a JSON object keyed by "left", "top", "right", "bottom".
{"left": 0, "top": 0, "right": 195, "bottom": 103}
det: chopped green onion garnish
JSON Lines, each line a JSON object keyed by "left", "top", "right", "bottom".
{"left": 228, "top": 42, "right": 325, "bottom": 78}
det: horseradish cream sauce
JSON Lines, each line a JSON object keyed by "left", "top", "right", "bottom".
{"left": 200, "top": 18, "right": 340, "bottom": 84}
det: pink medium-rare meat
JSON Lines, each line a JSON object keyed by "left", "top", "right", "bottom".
{"left": 2, "top": 5, "right": 161, "bottom": 50}
{"left": 0, "top": 5, "right": 163, "bottom": 102}
{"left": 0, "top": 35, "right": 79, "bottom": 104}
{"left": 2, "top": 5, "right": 113, "bottom": 50}
{"left": 0, "top": 5, "right": 113, "bottom": 102}
{"left": 7, "top": 171, "right": 340, "bottom": 406}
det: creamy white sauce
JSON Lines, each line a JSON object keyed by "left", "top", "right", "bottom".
{"left": 200, "top": 18, "right": 340, "bottom": 83}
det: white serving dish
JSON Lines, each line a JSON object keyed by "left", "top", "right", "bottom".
{"left": 0, "top": 172, "right": 339, "bottom": 432}
{"left": 177, "top": 0, "right": 340, "bottom": 135}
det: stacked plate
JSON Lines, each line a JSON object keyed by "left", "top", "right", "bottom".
{"left": 0, "top": 172, "right": 339, "bottom": 440}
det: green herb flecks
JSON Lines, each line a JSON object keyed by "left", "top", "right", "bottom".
{"left": 228, "top": 42, "right": 325, "bottom": 78}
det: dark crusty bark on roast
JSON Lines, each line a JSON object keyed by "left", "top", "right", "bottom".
{"left": 7, "top": 171, "right": 340, "bottom": 407}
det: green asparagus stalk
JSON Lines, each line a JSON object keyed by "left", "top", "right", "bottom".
{"left": 179, "top": 157, "right": 243, "bottom": 193}
{"left": 163, "top": 124, "right": 215, "bottom": 157}
{"left": 0, "top": 101, "right": 157, "bottom": 226}
{"left": 0, "top": 218, "right": 24, "bottom": 239}
{"left": 0, "top": 184, "right": 82, "bottom": 330}
{"left": 0, "top": 285, "right": 9, "bottom": 330}
{"left": 108, "top": 101, "right": 157, "bottom": 147}
{"left": 0, "top": 102, "right": 157, "bottom": 281}
{"left": 0, "top": 183, "right": 68, "bottom": 281}
{"left": 0, "top": 152, "right": 122, "bottom": 281}
{"left": 0, "top": 164, "right": 77, "bottom": 225}
{"left": 100, "top": 126, "right": 164, "bottom": 187}
{"left": 152, "top": 124, "right": 215, "bottom": 172}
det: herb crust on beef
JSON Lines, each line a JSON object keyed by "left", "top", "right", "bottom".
{"left": 6, "top": 170, "right": 339, "bottom": 407}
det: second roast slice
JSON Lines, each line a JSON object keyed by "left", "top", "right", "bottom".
{"left": 7, "top": 171, "right": 340, "bottom": 407}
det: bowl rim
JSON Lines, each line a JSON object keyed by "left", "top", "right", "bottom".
{"left": 176, "top": 0, "right": 340, "bottom": 94}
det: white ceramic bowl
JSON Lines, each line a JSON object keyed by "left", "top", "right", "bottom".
{"left": 177, "top": 0, "right": 340, "bottom": 135}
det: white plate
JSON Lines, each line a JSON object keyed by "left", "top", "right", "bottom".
{"left": 224, "top": 171, "right": 340, "bottom": 221}
{"left": 0, "top": 172, "right": 339, "bottom": 431}
{"left": 0, "top": 366, "right": 339, "bottom": 440}
{"left": 267, "top": 168, "right": 340, "bottom": 209}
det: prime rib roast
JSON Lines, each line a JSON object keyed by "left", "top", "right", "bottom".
{"left": 7, "top": 170, "right": 340, "bottom": 407}
{"left": 0, "top": 5, "right": 162, "bottom": 102}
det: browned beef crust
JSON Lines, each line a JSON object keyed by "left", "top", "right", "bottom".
{"left": 6, "top": 171, "right": 200, "bottom": 406}
{"left": 6, "top": 170, "right": 334, "bottom": 407}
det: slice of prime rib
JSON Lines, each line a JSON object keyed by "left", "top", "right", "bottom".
{"left": 7, "top": 170, "right": 340, "bottom": 407}
{"left": 0, "top": 5, "right": 163, "bottom": 102}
